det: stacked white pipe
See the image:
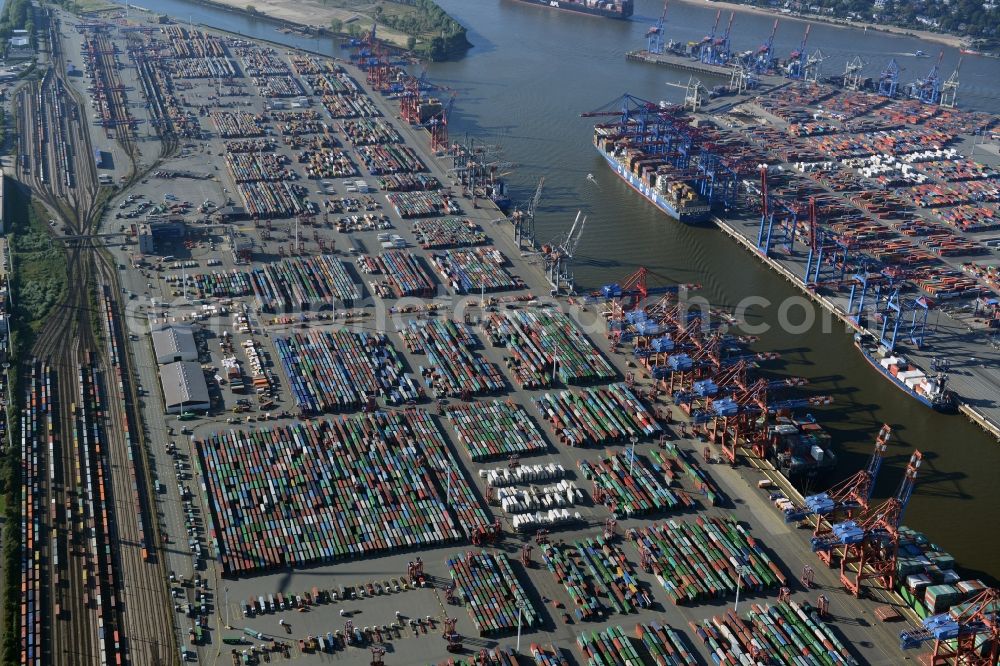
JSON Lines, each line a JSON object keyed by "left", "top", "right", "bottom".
{"left": 480, "top": 463, "right": 566, "bottom": 488}
{"left": 496, "top": 480, "right": 582, "bottom": 514}
{"left": 511, "top": 508, "right": 580, "bottom": 532}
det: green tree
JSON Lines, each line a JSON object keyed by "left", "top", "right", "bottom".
{"left": 406, "top": 35, "right": 416, "bottom": 50}
{"left": 330, "top": 18, "right": 343, "bottom": 33}
{"left": 347, "top": 22, "right": 360, "bottom": 37}
{"left": 246, "top": 4, "right": 257, "bottom": 14}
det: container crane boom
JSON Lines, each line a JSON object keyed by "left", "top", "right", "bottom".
{"left": 698, "top": 10, "right": 721, "bottom": 63}
{"left": 787, "top": 24, "right": 811, "bottom": 78}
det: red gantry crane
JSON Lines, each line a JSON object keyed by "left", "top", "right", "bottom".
{"left": 791, "top": 424, "right": 892, "bottom": 564}
{"left": 429, "top": 93, "right": 456, "bottom": 154}
{"left": 900, "top": 587, "right": 999, "bottom": 664}
{"left": 812, "top": 450, "right": 922, "bottom": 598}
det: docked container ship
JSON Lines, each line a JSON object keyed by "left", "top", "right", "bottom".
{"left": 854, "top": 332, "right": 957, "bottom": 412}
{"left": 593, "top": 125, "right": 711, "bottom": 223}
{"left": 509, "top": 0, "right": 634, "bottom": 20}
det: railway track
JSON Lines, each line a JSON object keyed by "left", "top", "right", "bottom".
{"left": 13, "top": 10, "right": 174, "bottom": 666}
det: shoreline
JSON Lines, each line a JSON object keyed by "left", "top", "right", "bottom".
{"left": 675, "top": 0, "right": 967, "bottom": 50}
{"left": 163, "top": 0, "right": 415, "bottom": 48}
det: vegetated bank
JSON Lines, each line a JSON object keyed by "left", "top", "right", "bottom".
{"left": 7, "top": 187, "right": 68, "bottom": 334}
{"left": 0, "top": 0, "right": 37, "bottom": 47}
{"left": 699, "top": 0, "right": 1000, "bottom": 52}
{"left": 370, "top": 0, "right": 470, "bottom": 61}
{"left": 0, "top": 184, "right": 59, "bottom": 664}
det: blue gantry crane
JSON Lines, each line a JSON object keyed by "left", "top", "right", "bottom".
{"left": 879, "top": 290, "right": 932, "bottom": 351}
{"left": 697, "top": 10, "right": 722, "bottom": 64}
{"left": 690, "top": 377, "right": 832, "bottom": 465}
{"left": 908, "top": 50, "right": 945, "bottom": 104}
{"left": 846, "top": 261, "right": 893, "bottom": 327}
{"left": 750, "top": 19, "right": 779, "bottom": 74}
{"left": 646, "top": 0, "right": 669, "bottom": 55}
{"left": 899, "top": 588, "right": 999, "bottom": 664}
{"left": 848, "top": 267, "right": 932, "bottom": 351}
{"left": 709, "top": 12, "right": 735, "bottom": 66}
{"left": 756, "top": 165, "right": 801, "bottom": 256}
{"left": 785, "top": 24, "right": 812, "bottom": 79}
{"left": 793, "top": 424, "right": 891, "bottom": 520}
{"left": 803, "top": 199, "right": 859, "bottom": 289}
{"left": 811, "top": 451, "right": 922, "bottom": 597}
{"left": 878, "top": 58, "right": 901, "bottom": 97}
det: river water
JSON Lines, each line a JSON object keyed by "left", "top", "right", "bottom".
{"left": 129, "top": 0, "right": 999, "bottom": 582}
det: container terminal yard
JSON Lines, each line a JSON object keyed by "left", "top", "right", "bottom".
{"left": 4, "top": 4, "right": 999, "bottom": 666}
{"left": 614, "top": 2, "right": 1000, "bottom": 440}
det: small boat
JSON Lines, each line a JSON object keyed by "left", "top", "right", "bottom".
{"left": 959, "top": 48, "right": 982, "bottom": 56}
{"left": 914, "top": 50, "right": 929, "bottom": 57}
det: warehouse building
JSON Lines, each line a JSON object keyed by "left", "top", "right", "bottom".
{"left": 151, "top": 324, "right": 198, "bottom": 364}
{"left": 160, "top": 361, "right": 210, "bottom": 414}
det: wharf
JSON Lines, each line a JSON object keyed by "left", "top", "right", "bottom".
{"left": 712, "top": 211, "right": 1000, "bottom": 441}
{"left": 626, "top": 48, "right": 788, "bottom": 89}
{"left": 50, "top": 11, "right": 965, "bottom": 666}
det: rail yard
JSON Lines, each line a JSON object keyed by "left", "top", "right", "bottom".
{"left": 4, "top": 4, "right": 999, "bottom": 666}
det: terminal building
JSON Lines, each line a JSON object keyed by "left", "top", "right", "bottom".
{"left": 159, "top": 361, "right": 210, "bottom": 414}
{"left": 137, "top": 218, "right": 186, "bottom": 255}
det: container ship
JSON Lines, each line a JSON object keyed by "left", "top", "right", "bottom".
{"left": 854, "top": 332, "right": 957, "bottom": 412}
{"left": 767, "top": 416, "right": 837, "bottom": 481}
{"left": 593, "top": 125, "right": 711, "bottom": 223}
{"left": 509, "top": 0, "right": 634, "bottom": 20}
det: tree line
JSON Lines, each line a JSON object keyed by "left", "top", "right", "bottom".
{"left": 0, "top": 0, "right": 36, "bottom": 47}
{"left": 742, "top": 0, "right": 999, "bottom": 46}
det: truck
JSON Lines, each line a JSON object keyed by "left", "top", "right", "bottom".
{"left": 243, "top": 627, "right": 265, "bottom": 640}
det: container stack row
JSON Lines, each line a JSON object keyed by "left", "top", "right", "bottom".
{"left": 192, "top": 270, "right": 253, "bottom": 298}
{"left": 533, "top": 383, "right": 660, "bottom": 447}
{"left": 274, "top": 329, "right": 418, "bottom": 413}
{"left": 236, "top": 180, "right": 308, "bottom": 219}
{"left": 540, "top": 542, "right": 608, "bottom": 620}
{"left": 377, "top": 173, "right": 440, "bottom": 192}
{"left": 486, "top": 310, "right": 617, "bottom": 388}
{"left": 576, "top": 625, "right": 646, "bottom": 666}
{"left": 195, "top": 411, "right": 488, "bottom": 575}
{"left": 579, "top": 452, "right": 685, "bottom": 516}
{"left": 574, "top": 536, "right": 653, "bottom": 614}
{"left": 373, "top": 249, "right": 437, "bottom": 297}
{"left": 630, "top": 517, "right": 786, "bottom": 605}
{"left": 412, "top": 217, "right": 488, "bottom": 249}
{"left": 357, "top": 144, "right": 426, "bottom": 174}
{"left": 650, "top": 442, "right": 723, "bottom": 507}
{"left": 446, "top": 401, "right": 547, "bottom": 461}
{"left": 635, "top": 622, "right": 698, "bottom": 666}
{"left": 431, "top": 247, "right": 522, "bottom": 294}
{"left": 447, "top": 551, "right": 540, "bottom": 637}
{"left": 689, "top": 602, "right": 856, "bottom": 666}
{"left": 431, "top": 648, "right": 518, "bottom": 666}
{"left": 400, "top": 319, "right": 505, "bottom": 399}
{"left": 249, "top": 255, "right": 362, "bottom": 311}
{"left": 386, "top": 191, "right": 462, "bottom": 218}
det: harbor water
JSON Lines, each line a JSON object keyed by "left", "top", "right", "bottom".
{"left": 128, "top": 0, "right": 999, "bottom": 583}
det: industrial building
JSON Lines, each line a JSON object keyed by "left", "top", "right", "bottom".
{"left": 151, "top": 325, "right": 198, "bottom": 364}
{"left": 137, "top": 218, "right": 185, "bottom": 255}
{"left": 159, "top": 361, "right": 210, "bottom": 414}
